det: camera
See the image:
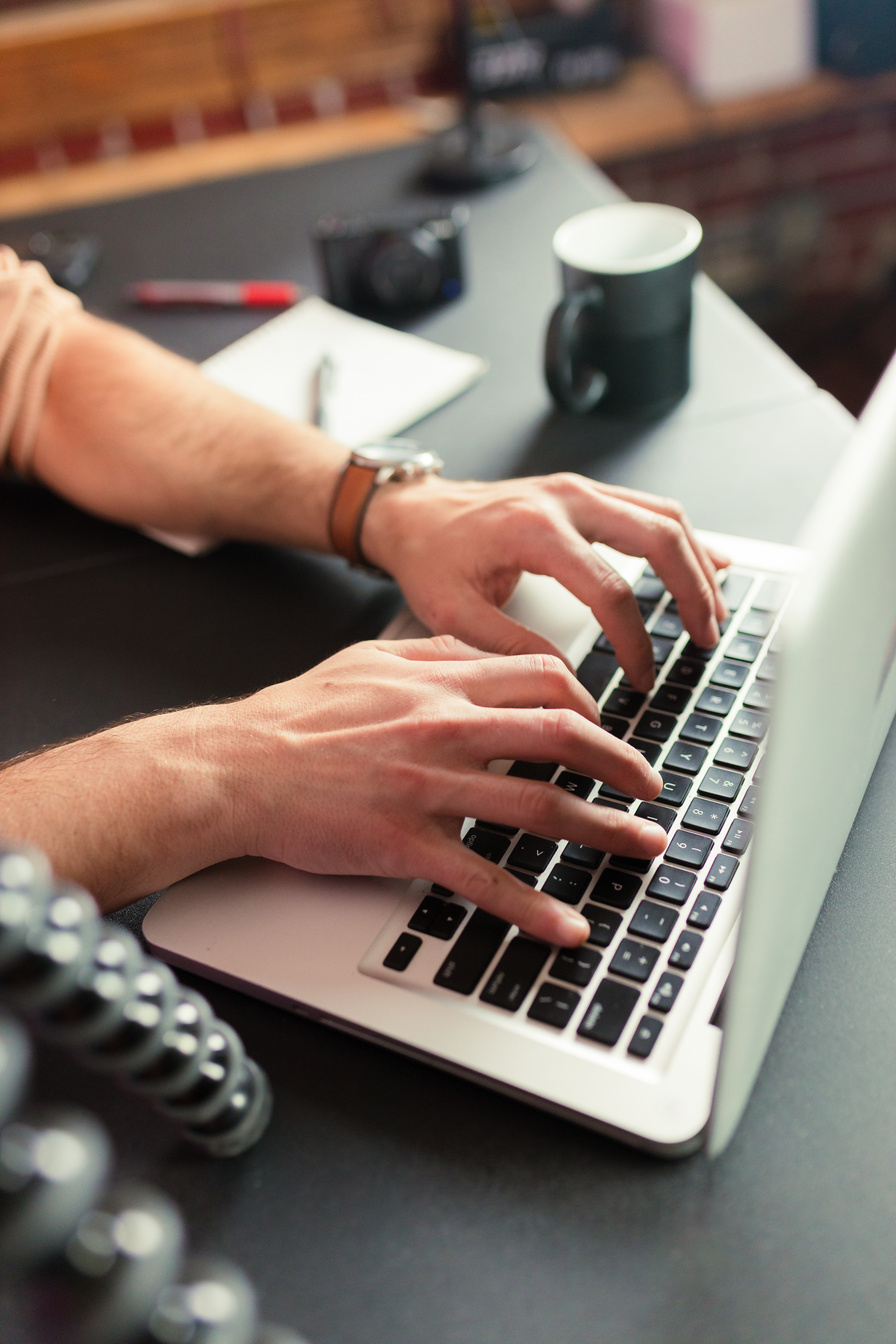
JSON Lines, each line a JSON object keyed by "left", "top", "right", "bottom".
{"left": 314, "top": 203, "right": 469, "bottom": 315}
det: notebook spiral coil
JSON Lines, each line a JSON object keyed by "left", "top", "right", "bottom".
{"left": 0, "top": 843, "right": 272, "bottom": 1158}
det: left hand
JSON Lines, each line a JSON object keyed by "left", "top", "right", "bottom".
{"left": 362, "top": 472, "right": 729, "bottom": 694}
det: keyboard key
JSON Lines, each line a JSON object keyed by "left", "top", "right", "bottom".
{"left": 593, "top": 869, "right": 642, "bottom": 910}
{"left": 757, "top": 654, "right": 778, "bottom": 682}
{"left": 739, "top": 609, "right": 774, "bottom": 639}
{"left": 647, "top": 864, "right": 696, "bottom": 906}
{"left": 649, "top": 971, "right": 684, "bottom": 1013}
{"left": 634, "top": 710, "right": 678, "bottom": 743}
{"left": 603, "top": 687, "right": 646, "bottom": 718}
{"left": 710, "top": 661, "right": 749, "bottom": 690}
{"left": 682, "top": 798, "right": 729, "bottom": 835}
{"left": 714, "top": 737, "right": 757, "bottom": 771}
{"left": 562, "top": 842, "right": 605, "bottom": 869}
{"left": 601, "top": 716, "right": 629, "bottom": 740}
{"left": 507, "top": 869, "right": 538, "bottom": 886}
{"left": 738, "top": 785, "right": 761, "bottom": 820}
{"left": 593, "top": 632, "right": 616, "bottom": 654}
{"left": 554, "top": 771, "right": 595, "bottom": 798}
{"left": 720, "top": 571, "right": 755, "bottom": 611}
{"left": 480, "top": 937, "right": 550, "bottom": 1011}
{"left": 688, "top": 891, "right": 721, "bottom": 929}
{"left": 752, "top": 577, "right": 790, "bottom": 612}
{"left": 430, "top": 903, "right": 469, "bottom": 940}
{"left": 705, "top": 855, "right": 739, "bottom": 891}
{"left": 658, "top": 770, "right": 692, "bottom": 805}
{"left": 608, "top": 855, "right": 652, "bottom": 874}
{"left": 629, "top": 737, "right": 662, "bottom": 766}
{"left": 667, "top": 657, "right": 704, "bottom": 688}
{"left": 598, "top": 782, "right": 634, "bottom": 804}
{"left": 528, "top": 983, "right": 580, "bottom": 1028}
{"left": 680, "top": 713, "right": 722, "bottom": 745}
{"left": 723, "top": 818, "right": 754, "bottom": 854}
{"left": 581, "top": 904, "right": 623, "bottom": 947}
{"left": 408, "top": 896, "right": 444, "bottom": 933}
{"left": 431, "top": 883, "right": 454, "bottom": 897}
{"left": 668, "top": 930, "right": 703, "bottom": 970}
{"left": 550, "top": 945, "right": 602, "bottom": 987}
{"left": 508, "top": 760, "right": 557, "bottom": 782}
{"left": 652, "top": 612, "right": 684, "bottom": 641}
{"left": 725, "top": 636, "right": 762, "bottom": 664}
{"left": 650, "top": 684, "right": 692, "bottom": 715}
{"left": 542, "top": 863, "right": 592, "bottom": 905}
{"left": 475, "top": 819, "right": 517, "bottom": 836}
{"left": 464, "top": 828, "right": 511, "bottom": 864}
{"left": 384, "top": 933, "right": 422, "bottom": 971}
{"left": 434, "top": 909, "right": 510, "bottom": 994}
{"left": 730, "top": 708, "right": 769, "bottom": 741}
{"left": 627, "top": 1015, "right": 664, "bottom": 1059}
{"left": 695, "top": 687, "right": 736, "bottom": 717}
{"left": 578, "top": 651, "right": 619, "bottom": 700}
{"left": 665, "top": 830, "right": 713, "bottom": 869}
{"left": 634, "top": 575, "right": 665, "bottom": 603}
{"left": 664, "top": 741, "right": 707, "bottom": 775}
{"left": 508, "top": 834, "right": 558, "bottom": 874}
{"left": 698, "top": 767, "right": 744, "bottom": 803}
{"left": 634, "top": 800, "right": 677, "bottom": 832}
{"left": 578, "top": 979, "right": 640, "bottom": 1045}
{"left": 609, "top": 938, "right": 660, "bottom": 983}
{"left": 743, "top": 681, "right": 774, "bottom": 711}
{"left": 628, "top": 900, "right": 678, "bottom": 943}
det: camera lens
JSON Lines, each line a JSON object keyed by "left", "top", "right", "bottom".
{"left": 363, "top": 228, "right": 443, "bottom": 308}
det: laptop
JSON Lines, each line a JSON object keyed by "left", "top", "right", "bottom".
{"left": 144, "top": 350, "right": 896, "bottom": 1157}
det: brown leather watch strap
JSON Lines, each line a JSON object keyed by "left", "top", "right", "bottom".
{"left": 328, "top": 460, "right": 380, "bottom": 566}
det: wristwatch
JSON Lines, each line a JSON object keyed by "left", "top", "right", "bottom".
{"left": 328, "top": 440, "right": 444, "bottom": 571}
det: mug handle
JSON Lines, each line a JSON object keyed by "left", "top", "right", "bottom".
{"left": 544, "top": 285, "right": 608, "bottom": 414}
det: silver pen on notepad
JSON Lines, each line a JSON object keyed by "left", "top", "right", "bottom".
{"left": 308, "top": 353, "right": 336, "bottom": 432}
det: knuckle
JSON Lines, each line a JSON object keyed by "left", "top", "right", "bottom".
{"left": 660, "top": 495, "right": 687, "bottom": 523}
{"left": 599, "top": 570, "right": 639, "bottom": 614}
{"left": 542, "top": 706, "right": 583, "bottom": 749}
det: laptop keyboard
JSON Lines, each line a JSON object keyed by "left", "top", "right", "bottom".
{"left": 366, "top": 567, "right": 788, "bottom": 1065}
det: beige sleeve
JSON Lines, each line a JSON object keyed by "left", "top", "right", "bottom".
{"left": 0, "top": 244, "right": 82, "bottom": 474}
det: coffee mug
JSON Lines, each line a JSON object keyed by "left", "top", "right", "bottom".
{"left": 544, "top": 202, "right": 702, "bottom": 416}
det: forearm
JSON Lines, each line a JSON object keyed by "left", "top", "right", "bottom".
{"left": 27, "top": 311, "right": 348, "bottom": 550}
{"left": 0, "top": 706, "right": 241, "bottom": 912}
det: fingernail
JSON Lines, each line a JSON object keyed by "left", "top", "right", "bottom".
{"left": 648, "top": 768, "right": 663, "bottom": 795}
{"left": 639, "top": 821, "right": 668, "bottom": 852}
{"left": 562, "top": 911, "right": 590, "bottom": 943}
{"left": 636, "top": 669, "right": 655, "bottom": 693}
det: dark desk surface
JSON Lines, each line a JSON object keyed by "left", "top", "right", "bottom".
{"left": 3, "top": 130, "right": 895, "bottom": 1344}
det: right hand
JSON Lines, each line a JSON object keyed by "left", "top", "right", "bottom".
{"left": 217, "top": 635, "right": 669, "bottom": 946}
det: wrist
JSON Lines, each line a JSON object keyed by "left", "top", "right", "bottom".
{"left": 357, "top": 472, "right": 445, "bottom": 575}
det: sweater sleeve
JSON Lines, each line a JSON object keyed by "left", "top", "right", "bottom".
{"left": 0, "top": 244, "right": 82, "bottom": 474}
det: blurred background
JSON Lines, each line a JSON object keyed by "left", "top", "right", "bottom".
{"left": 2, "top": 0, "right": 895, "bottom": 415}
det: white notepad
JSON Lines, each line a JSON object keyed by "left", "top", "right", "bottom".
{"left": 201, "top": 295, "right": 488, "bottom": 447}
{"left": 146, "top": 296, "right": 488, "bottom": 554}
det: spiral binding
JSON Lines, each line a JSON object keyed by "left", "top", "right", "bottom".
{"left": 0, "top": 843, "right": 272, "bottom": 1158}
{"left": 0, "top": 841, "right": 308, "bottom": 1342}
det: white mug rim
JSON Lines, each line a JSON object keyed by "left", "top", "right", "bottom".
{"left": 553, "top": 203, "right": 703, "bottom": 276}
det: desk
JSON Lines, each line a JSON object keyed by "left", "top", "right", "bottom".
{"left": 2, "top": 128, "right": 894, "bottom": 1344}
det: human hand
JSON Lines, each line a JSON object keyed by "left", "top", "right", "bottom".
{"left": 222, "top": 635, "right": 669, "bottom": 946}
{"left": 361, "top": 472, "right": 730, "bottom": 693}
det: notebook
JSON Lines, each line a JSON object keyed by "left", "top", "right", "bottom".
{"left": 143, "top": 349, "right": 896, "bottom": 1156}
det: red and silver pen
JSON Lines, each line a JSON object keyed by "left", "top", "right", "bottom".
{"left": 127, "top": 280, "right": 302, "bottom": 308}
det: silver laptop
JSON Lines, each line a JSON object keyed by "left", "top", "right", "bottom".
{"left": 144, "top": 351, "right": 896, "bottom": 1157}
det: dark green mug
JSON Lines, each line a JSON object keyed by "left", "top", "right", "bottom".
{"left": 545, "top": 203, "right": 702, "bottom": 416}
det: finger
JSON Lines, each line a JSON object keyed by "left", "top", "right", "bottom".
{"left": 511, "top": 525, "right": 656, "bottom": 693}
{"left": 378, "top": 634, "right": 498, "bottom": 663}
{"left": 580, "top": 481, "right": 728, "bottom": 623}
{"left": 448, "top": 651, "right": 600, "bottom": 721}
{"left": 553, "top": 489, "right": 722, "bottom": 647}
{"left": 429, "top": 591, "right": 576, "bottom": 670}
{"left": 441, "top": 773, "right": 669, "bottom": 860}
{"left": 422, "top": 839, "right": 590, "bottom": 945}
{"left": 467, "top": 706, "right": 663, "bottom": 799}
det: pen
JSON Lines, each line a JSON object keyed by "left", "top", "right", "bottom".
{"left": 127, "top": 280, "right": 302, "bottom": 308}
{"left": 309, "top": 353, "right": 336, "bottom": 431}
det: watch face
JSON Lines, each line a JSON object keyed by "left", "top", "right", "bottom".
{"left": 352, "top": 441, "right": 440, "bottom": 469}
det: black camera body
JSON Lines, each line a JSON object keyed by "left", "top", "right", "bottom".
{"left": 314, "top": 203, "right": 468, "bottom": 315}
